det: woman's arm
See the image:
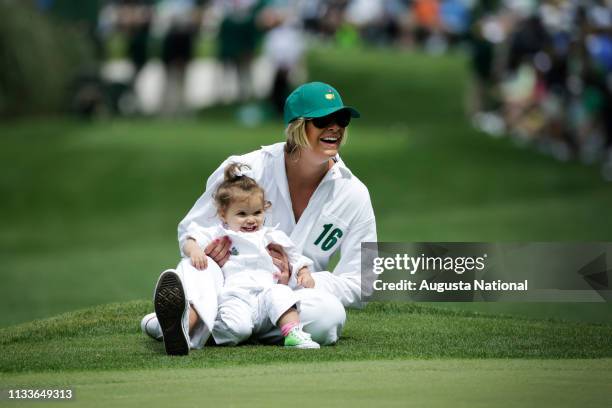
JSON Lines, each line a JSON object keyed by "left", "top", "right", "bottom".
{"left": 312, "top": 216, "right": 377, "bottom": 309}
{"left": 265, "top": 228, "right": 315, "bottom": 287}
{"left": 181, "top": 221, "right": 236, "bottom": 270}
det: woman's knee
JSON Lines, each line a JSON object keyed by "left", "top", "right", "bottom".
{"left": 298, "top": 290, "right": 346, "bottom": 345}
{"left": 176, "top": 258, "right": 224, "bottom": 297}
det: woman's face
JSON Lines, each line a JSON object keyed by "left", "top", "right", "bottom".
{"left": 303, "top": 117, "right": 346, "bottom": 163}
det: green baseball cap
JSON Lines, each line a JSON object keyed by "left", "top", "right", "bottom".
{"left": 283, "top": 82, "right": 361, "bottom": 125}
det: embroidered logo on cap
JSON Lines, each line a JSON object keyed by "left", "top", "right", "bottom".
{"left": 325, "top": 92, "right": 335, "bottom": 100}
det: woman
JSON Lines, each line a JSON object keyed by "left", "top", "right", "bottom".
{"left": 142, "top": 82, "right": 377, "bottom": 354}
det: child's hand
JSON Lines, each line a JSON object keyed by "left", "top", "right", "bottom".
{"left": 191, "top": 250, "right": 208, "bottom": 270}
{"left": 184, "top": 238, "right": 209, "bottom": 270}
{"left": 297, "top": 267, "right": 315, "bottom": 288}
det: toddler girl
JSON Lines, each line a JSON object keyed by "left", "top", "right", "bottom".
{"left": 182, "top": 163, "right": 319, "bottom": 349}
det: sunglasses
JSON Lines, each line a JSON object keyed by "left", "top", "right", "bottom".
{"left": 310, "top": 110, "right": 352, "bottom": 129}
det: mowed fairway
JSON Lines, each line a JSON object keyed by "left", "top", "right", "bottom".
{"left": 1, "top": 47, "right": 612, "bottom": 406}
{"left": 1, "top": 302, "right": 611, "bottom": 406}
{"left": 3, "top": 360, "right": 612, "bottom": 408}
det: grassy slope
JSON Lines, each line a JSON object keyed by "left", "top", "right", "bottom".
{"left": 2, "top": 47, "right": 612, "bottom": 406}
{"left": 1, "top": 302, "right": 611, "bottom": 373}
{"left": 1, "top": 48, "right": 612, "bottom": 327}
{"left": 1, "top": 301, "right": 611, "bottom": 406}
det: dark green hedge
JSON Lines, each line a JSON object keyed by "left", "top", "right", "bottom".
{"left": 0, "top": 1, "right": 95, "bottom": 117}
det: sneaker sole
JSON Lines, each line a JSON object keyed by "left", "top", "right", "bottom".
{"left": 154, "top": 271, "right": 189, "bottom": 356}
{"left": 285, "top": 344, "right": 321, "bottom": 349}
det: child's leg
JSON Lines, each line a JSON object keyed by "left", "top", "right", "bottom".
{"left": 261, "top": 284, "right": 300, "bottom": 326}
{"left": 255, "top": 288, "right": 345, "bottom": 346}
{"left": 277, "top": 308, "right": 300, "bottom": 337}
{"left": 212, "top": 290, "right": 255, "bottom": 346}
{"left": 261, "top": 285, "right": 320, "bottom": 349}
{"left": 277, "top": 308, "right": 299, "bottom": 326}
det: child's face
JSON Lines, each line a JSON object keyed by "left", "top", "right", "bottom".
{"left": 221, "top": 194, "right": 265, "bottom": 233}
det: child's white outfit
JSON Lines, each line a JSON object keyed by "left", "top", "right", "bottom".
{"left": 185, "top": 222, "right": 313, "bottom": 345}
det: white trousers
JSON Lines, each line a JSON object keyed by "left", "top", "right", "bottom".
{"left": 213, "top": 284, "right": 298, "bottom": 346}
{"left": 170, "top": 258, "right": 346, "bottom": 348}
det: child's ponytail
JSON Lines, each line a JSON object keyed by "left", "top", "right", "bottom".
{"left": 214, "top": 163, "right": 268, "bottom": 215}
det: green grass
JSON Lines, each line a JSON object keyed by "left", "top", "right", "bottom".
{"left": 1, "top": 48, "right": 612, "bottom": 327}
{"left": 2, "top": 46, "right": 612, "bottom": 406}
{"left": 1, "top": 302, "right": 611, "bottom": 407}
{"left": 1, "top": 302, "right": 611, "bottom": 374}
{"left": 3, "top": 359, "right": 611, "bottom": 408}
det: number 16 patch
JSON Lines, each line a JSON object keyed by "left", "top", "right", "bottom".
{"left": 314, "top": 223, "right": 343, "bottom": 251}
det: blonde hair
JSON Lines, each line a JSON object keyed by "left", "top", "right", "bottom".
{"left": 284, "top": 117, "right": 349, "bottom": 158}
{"left": 214, "top": 163, "right": 268, "bottom": 216}
{"left": 284, "top": 118, "right": 309, "bottom": 156}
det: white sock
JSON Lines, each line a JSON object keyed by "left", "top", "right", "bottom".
{"left": 141, "top": 313, "right": 163, "bottom": 341}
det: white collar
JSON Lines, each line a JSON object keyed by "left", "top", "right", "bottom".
{"left": 261, "top": 142, "right": 285, "bottom": 157}
{"left": 261, "top": 142, "right": 352, "bottom": 180}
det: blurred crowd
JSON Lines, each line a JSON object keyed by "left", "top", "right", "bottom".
{"left": 74, "top": 0, "right": 477, "bottom": 117}
{"left": 467, "top": 0, "right": 612, "bottom": 178}
{"left": 34, "top": 0, "right": 612, "bottom": 175}
{"left": 93, "top": 0, "right": 306, "bottom": 117}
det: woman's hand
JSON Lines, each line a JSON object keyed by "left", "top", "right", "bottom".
{"left": 297, "top": 267, "right": 315, "bottom": 288}
{"left": 205, "top": 236, "right": 232, "bottom": 267}
{"left": 267, "top": 243, "right": 290, "bottom": 285}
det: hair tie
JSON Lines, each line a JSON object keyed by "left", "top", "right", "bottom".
{"left": 233, "top": 166, "right": 253, "bottom": 179}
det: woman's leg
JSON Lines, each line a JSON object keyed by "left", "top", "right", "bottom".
{"left": 176, "top": 257, "right": 223, "bottom": 348}
{"left": 294, "top": 288, "right": 346, "bottom": 345}
{"left": 141, "top": 258, "right": 224, "bottom": 350}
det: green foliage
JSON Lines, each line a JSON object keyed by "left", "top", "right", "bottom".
{"left": 0, "top": 1, "right": 95, "bottom": 116}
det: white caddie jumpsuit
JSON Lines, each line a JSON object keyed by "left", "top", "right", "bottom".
{"left": 163, "top": 142, "right": 377, "bottom": 348}
{"left": 185, "top": 223, "right": 313, "bottom": 345}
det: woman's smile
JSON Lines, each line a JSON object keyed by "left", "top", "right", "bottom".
{"left": 318, "top": 132, "right": 342, "bottom": 148}
{"left": 305, "top": 121, "right": 344, "bottom": 159}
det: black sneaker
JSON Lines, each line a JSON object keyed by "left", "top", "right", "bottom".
{"left": 154, "top": 270, "right": 189, "bottom": 356}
